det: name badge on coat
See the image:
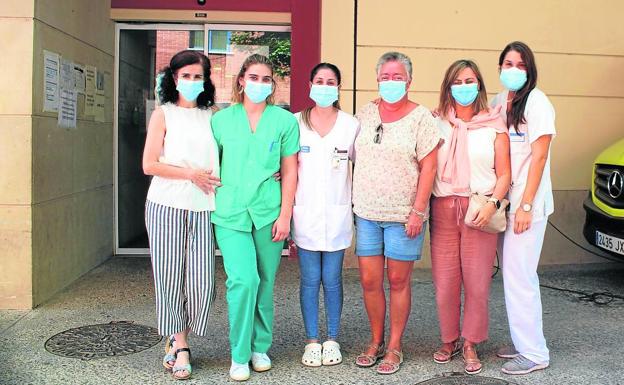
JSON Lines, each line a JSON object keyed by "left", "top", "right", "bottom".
{"left": 332, "top": 148, "right": 348, "bottom": 169}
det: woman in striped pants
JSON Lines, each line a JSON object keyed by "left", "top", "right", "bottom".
{"left": 143, "top": 50, "right": 221, "bottom": 380}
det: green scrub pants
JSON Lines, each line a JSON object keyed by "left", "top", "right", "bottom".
{"left": 214, "top": 222, "right": 284, "bottom": 364}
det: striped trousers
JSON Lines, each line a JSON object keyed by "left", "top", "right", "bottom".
{"left": 145, "top": 200, "right": 216, "bottom": 336}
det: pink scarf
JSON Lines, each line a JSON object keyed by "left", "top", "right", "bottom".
{"left": 440, "top": 105, "right": 507, "bottom": 193}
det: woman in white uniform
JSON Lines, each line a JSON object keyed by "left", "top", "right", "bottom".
{"left": 292, "top": 63, "right": 359, "bottom": 367}
{"left": 491, "top": 41, "right": 556, "bottom": 375}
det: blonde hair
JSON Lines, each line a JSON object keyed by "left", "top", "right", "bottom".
{"left": 438, "top": 59, "right": 488, "bottom": 118}
{"left": 231, "top": 54, "right": 276, "bottom": 104}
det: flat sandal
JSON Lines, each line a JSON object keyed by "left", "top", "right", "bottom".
{"left": 433, "top": 340, "right": 461, "bottom": 364}
{"left": 355, "top": 342, "right": 385, "bottom": 368}
{"left": 376, "top": 349, "right": 403, "bottom": 375}
{"left": 462, "top": 345, "right": 482, "bottom": 375}
{"left": 172, "top": 347, "right": 192, "bottom": 380}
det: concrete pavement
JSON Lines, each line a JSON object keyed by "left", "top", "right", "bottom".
{"left": 1, "top": 257, "right": 623, "bottom": 385}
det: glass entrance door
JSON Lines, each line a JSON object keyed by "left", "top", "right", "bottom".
{"left": 114, "top": 23, "right": 291, "bottom": 255}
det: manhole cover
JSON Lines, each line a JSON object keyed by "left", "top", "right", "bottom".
{"left": 45, "top": 321, "right": 162, "bottom": 360}
{"left": 416, "top": 372, "right": 519, "bottom": 385}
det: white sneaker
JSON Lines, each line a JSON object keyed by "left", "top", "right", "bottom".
{"left": 501, "top": 355, "right": 549, "bottom": 375}
{"left": 229, "top": 360, "right": 250, "bottom": 381}
{"left": 251, "top": 352, "right": 271, "bottom": 372}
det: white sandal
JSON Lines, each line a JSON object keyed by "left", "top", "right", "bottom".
{"left": 322, "top": 341, "right": 342, "bottom": 366}
{"left": 302, "top": 342, "right": 322, "bottom": 367}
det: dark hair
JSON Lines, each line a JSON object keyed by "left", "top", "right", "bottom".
{"left": 301, "top": 62, "right": 342, "bottom": 129}
{"left": 159, "top": 50, "right": 216, "bottom": 108}
{"left": 499, "top": 41, "right": 537, "bottom": 131}
{"left": 437, "top": 59, "right": 488, "bottom": 119}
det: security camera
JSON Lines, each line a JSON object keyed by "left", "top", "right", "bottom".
{"left": 198, "top": 0, "right": 206, "bottom": 4}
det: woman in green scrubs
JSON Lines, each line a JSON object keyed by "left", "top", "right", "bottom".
{"left": 211, "top": 54, "right": 299, "bottom": 382}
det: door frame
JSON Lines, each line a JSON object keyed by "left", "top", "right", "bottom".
{"left": 113, "top": 22, "right": 291, "bottom": 255}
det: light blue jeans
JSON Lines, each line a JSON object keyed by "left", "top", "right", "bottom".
{"left": 355, "top": 215, "right": 426, "bottom": 261}
{"left": 297, "top": 247, "right": 345, "bottom": 340}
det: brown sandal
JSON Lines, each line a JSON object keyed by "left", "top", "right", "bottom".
{"left": 433, "top": 340, "right": 461, "bottom": 364}
{"left": 355, "top": 342, "right": 385, "bottom": 368}
{"left": 376, "top": 349, "right": 403, "bottom": 375}
{"left": 462, "top": 345, "right": 482, "bottom": 375}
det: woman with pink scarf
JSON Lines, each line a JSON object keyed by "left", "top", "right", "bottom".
{"left": 429, "top": 60, "right": 511, "bottom": 374}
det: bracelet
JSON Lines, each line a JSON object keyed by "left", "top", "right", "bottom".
{"left": 409, "top": 207, "right": 428, "bottom": 220}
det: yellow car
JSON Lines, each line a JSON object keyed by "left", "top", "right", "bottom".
{"left": 583, "top": 138, "right": 624, "bottom": 257}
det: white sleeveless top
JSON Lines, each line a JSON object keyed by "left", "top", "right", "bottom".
{"left": 146, "top": 103, "right": 219, "bottom": 212}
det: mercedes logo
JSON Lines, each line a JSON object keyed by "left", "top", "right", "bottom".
{"left": 608, "top": 170, "right": 623, "bottom": 199}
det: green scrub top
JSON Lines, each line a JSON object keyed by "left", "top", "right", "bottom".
{"left": 211, "top": 103, "right": 300, "bottom": 232}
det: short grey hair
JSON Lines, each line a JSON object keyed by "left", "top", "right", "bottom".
{"left": 376, "top": 51, "right": 412, "bottom": 80}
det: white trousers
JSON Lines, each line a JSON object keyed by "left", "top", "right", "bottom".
{"left": 500, "top": 217, "right": 550, "bottom": 364}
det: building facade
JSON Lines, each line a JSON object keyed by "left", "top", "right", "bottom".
{"left": 1, "top": 0, "right": 622, "bottom": 309}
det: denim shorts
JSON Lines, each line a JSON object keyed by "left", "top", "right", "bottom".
{"left": 355, "top": 215, "right": 427, "bottom": 261}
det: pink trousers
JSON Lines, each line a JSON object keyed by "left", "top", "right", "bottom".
{"left": 430, "top": 196, "right": 497, "bottom": 344}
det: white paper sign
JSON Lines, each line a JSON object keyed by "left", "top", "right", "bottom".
{"left": 43, "top": 50, "right": 60, "bottom": 112}
{"left": 73, "top": 63, "right": 86, "bottom": 94}
{"left": 60, "top": 58, "right": 74, "bottom": 90}
{"left": 94, "top": 91, "right": 105, "bottom": 122}
{"left": 85, "top": 90, "right": 95, "bottom": 117}
{"left": 58, "top": 88, "right": 77, "bottom": 129}
{"left": 85, "top": 65, "right": 96, "bottom": 92}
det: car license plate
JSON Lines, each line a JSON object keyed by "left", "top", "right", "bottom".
{"left": 595, "top": 231, "right": 624, "bottom": 255}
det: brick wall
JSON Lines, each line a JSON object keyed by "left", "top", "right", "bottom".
{"left": 155, "top": 31, "right": 190, "bottom": 72}
{"left": 155, "top": 31, "right": 291, "bottom": 107}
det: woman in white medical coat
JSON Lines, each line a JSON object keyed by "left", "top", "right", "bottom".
{"left": 491, "top": 41, "right": 556, "bottom": 375}
{"left": 292, "top": 63, "right": 359, "bottom": 368}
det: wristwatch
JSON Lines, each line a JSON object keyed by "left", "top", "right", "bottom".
{"left": 521, "top": 203, "right": 533, "bottom": 212}
{"left": 487, "top": 197, "right": 501, "bottom": 210}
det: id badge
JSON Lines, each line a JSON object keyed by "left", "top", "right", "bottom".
{"left": 332, "top": 147, "right": 348, "bottom": 169}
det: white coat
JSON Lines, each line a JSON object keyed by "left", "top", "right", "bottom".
{"left": 292, "top": 110, "right": 359, "bottom": 252}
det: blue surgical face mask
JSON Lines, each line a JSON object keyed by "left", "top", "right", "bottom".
{"left": 499, "top": 67, "right": 527, "bottom": 91}
{"left": 176, "top": 78, "right": 204, "bottom": 102}
{"left": 309, "top": 84, "right": 338, "bottom": 108}
{"left": 451, "top": 83, "right": 479, "bottom": 107}
{"left": 378, "top": 80, "right": 407, "bottom": 104}
{"left": 244, "top": 81, "right": 273, "bottom": 104}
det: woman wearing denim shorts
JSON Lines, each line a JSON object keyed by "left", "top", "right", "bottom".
{"left": 352, "top": 51, "right": 440, "bottom": 375}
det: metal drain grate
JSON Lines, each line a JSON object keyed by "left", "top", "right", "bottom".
{"left": 45, "top": 321, "right": 162, "bottom": 360}
{"left": 416, "top": 372, "right": 519, "bottom": 385}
